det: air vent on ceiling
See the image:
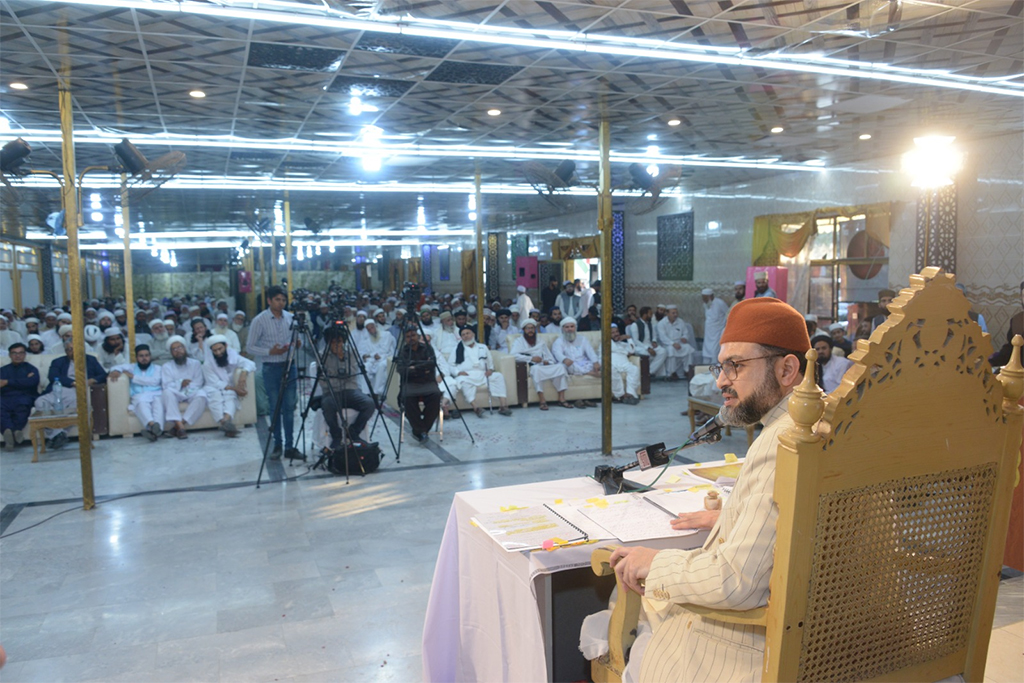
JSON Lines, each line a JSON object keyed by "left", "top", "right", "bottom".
{"left": 426, "top": 61, "right": 523, "bottom": 85}
{"left": 326, "top": 75, "right": 414, "bottom": 97}
{"left": 247, "top": 42, "right": 345, "bottom": 72}
{"left": 355, "top": 34, "right": 459, "bottom": 59}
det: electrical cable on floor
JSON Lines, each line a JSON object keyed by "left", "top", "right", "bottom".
{"left": 0, "top": 467, "right": 319, "bottom": 539}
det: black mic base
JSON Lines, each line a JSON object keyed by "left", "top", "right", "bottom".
{"left": 594, "top": 465, "right": 647, "bottom": 496}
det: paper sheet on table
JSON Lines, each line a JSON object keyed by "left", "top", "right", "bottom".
{"left": 642, "top": 487, "right": 729, "bottom": 521}
{"left": 574, "top": 494, "right": 699, "bottom": 543}
{"left": 687, "top": 462, "right": 743, "bottom": 482}
{"left": 472, "top": 504, "right": 611, "bottom": 552}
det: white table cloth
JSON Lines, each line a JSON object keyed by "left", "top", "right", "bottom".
{"left": 422, "top": 464, "right": 713, "bottom": 683}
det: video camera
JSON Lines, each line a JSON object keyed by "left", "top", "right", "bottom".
{"left": 401, "top": 282, "right": 421, "bottom": 309}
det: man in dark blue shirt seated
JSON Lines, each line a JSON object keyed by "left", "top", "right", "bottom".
{"left": 1, "top": 342, "right": 40, "bottom": 448}
{"left": 33, "top": 339, "right": 107, "bottom": 450}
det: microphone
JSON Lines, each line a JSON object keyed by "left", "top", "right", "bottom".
{"left": 689, "top": 411, "right": 724, "bottom": 443}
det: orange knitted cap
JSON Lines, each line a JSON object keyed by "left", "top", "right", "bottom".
{"left": 719, "top": 297, "right": 810, "bottom": 353}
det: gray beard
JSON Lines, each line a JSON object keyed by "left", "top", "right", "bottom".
{"left": 720, "top": 372, "right": 784, "bottom": 427}
{"left": 231, "top": 323, "right": 244, "bottom": 332}
{"left": 562, "top": 331, "right": 576, "bottom": 342}
{"left": 174, "top": 356, "right": 187, "bottom": 366}
{"left": 153, "top": 331, "right": 169, "bottom": 341}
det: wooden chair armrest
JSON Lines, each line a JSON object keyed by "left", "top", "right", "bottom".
{"left": 679, "top": 604, "right": 768, "bottom": 626}
{"left": 590, "top": 545, "right": 641, "bottom": 683}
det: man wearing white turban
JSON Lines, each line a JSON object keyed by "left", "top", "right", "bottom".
{"left": 700, "top": 288, "right": 729, "bottom": 364}
{"left": 212, "top": 312, "right": 241, "bottom": 352}
{"left": 448, "top": 326, "right": 512, "bottom": 417}
{"left": 655, "top": 305, "right": 696, "bottom": 380}
{"left": 203, "top": 335, "right": 255, "bottom": 436}
{"left": 510, "top": 319, "right": 570, "bottom": 410}
{"left": 160, "top": 336, "right": 208, "bottom": 439}
{"left": 146, "top": 320, "right": 173, "bottom": 364}
{"left": 551, "top": 317, "right": 599, "bottom": 408}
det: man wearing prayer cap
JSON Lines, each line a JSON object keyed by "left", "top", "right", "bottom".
{"left": 700, "top": 288, "right": 730, "bottom": 364}
{"left": 811, "top": 333, "right": 853, "bottom": 393}
{"left": 58, "top": 325, "right": 73, "bottom": 343}
{"left": 510, "top": 319, "right": 570, "bottom": 410}
{"left": 389, "top": 308, "right": 407, "bottom": 343}
{"left": 160, "top": 335, "right": 207, "bottom": 439}
{"left": 23, "top": 317, "right": 40, "bottom": 337}
{"left": 146, "top": 319, "right": 172, "bottom": 364}
{"left": 231, "top": 311, "right": 249, "bottom": 354}
{"left": 97, "top": 311, "right": 116, "bottom": 334}
{"left": 654, "top": 304, "right": 667, "bottom": 322}
{"left": 418, "top": 307, "right": 440, "bottom": 342}
{"left": 508, "top": 305, "right": 522, "bottom": 330}
{"left": 870, "top": 288, "right": 897, "bottom": 331}
{"left": 84, "top": 307, "right": 98, "bottom": 324}
{"left": 753, "top": 270, "right": 777, "bottom": 298}
{"left": 627, "top": 306, "right": 666, "bottom": 379}
{"left": 550, "top": 317, "right": 599, "bottom": 408}
{"left": 544, "top": 306, "right": 563, "bottom": 333}
{"left": 0, "top": 316, "right": 24, "bottom": 349}
{"left": 109, "top": 345, "right": 166, "bottom": 442}
{"left": 609, "top": 321, "right": 641, "bottom": 405}
{"left": 556, "top": 280, "right": 582, "bottom": 319}
{"left": 349, "top": 310, "right": 370, "bottom": 349}
{"left": 97, "top": 326, "right": 129, "bottom": 371}
{"left": 212, "top": 312, "right": 241, "bottom": 352}
{"left": 358, "top": 318, "right": 395, "bottom": 398}
{"left": 448, "top": 325, "right": 513, "bottom": 417}
{"left": 655, "top": 304, "right": 697, "bottom": 380}
{"left": 114, "top": 308, "right": 129, "bottom": 328}
{"left": 732, "top": 280, "right": 746, "bottom": 309}
{"left": 804, "top": 313, "right": 818, "bottom": 338}
{"left": 39, "top": 311, "right": 62, "bottom": 351}
{"left": 203, "top": 335, "right": 256, "bottom": 437}
{"left": 608, "top": 296, "right": 811, "bottom": 683}
{"left": 828, "top": 322, "right": 853, "bottom": 356}
{"left": 490, "top": 308, "right": 517, "bottom": 353}
{"left": 514, "top": 284, "right": 534, "bottom": 321}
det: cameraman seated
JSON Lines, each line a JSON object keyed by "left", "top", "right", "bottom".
{"left": 319, "top": 328, "right": 376, "bottom": 449}
{"left": 397, "top": 325, "right": 442, "bottom": 443}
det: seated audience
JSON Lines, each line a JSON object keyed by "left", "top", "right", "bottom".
{"left": 34, "top": 339, "right": 107, "bottom": 450}
{"left": 396, "top": 326, "right": 442, "bottom": 443}
{"left": 161, "top": 336, "right": 207, "bottom": 439}
{"left": 1, "top": 343, "right": 40, "bottom": 448}
{"left": 510, "top": 320, "right": 570, "bottom": 410}
{"left": 656, "top": 304, "right": 696, "bottom": 380}
{"left": 610, "top": 323, "right": 641, "bottom": 405}
{"left": 627, "top": 306, "right": 666, "bottom": 378}
{"left": 97, "top": 326, "right": 128, "bottom": 370}
{"left": 203, "top": 336, "right": 256, "bottom": 438}
{"left": 109, "top": 345, "right": 165, "bottom": 442}
{"left": 449, "top": 326, "right": 512, "bottom": 417}
{"left": 551, "top": 317, "right": 598, "bottom": 408}
{"left": 317, "top": 331, "right": 375, "bottom": 448}
{"left": 812, "top": 333, "right": 854, "bottom": 393}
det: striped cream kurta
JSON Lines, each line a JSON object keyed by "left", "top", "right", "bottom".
{"left": 638, "top": 397, "right": 793, "bottom": 683}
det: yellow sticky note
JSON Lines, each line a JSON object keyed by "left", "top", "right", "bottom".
{"left": 553, "top": 499, "right": 564, "bottom": 505}
{"left": 666, "top": 475, "right": 682, "bottom": 484}
{"left": 551, "top": 537, "right": 567, "bottom": 545}
{"left": 688, "top": 484, "right": 713, "bottom": 492}
{"left": 724, "top": 453, "right": 738, "bottom": 463}
{"left": 500, "top": 505, "right": 527, "bottom": 512}
{"left": 586, "top": 498, "right": 609, "bottom": 509}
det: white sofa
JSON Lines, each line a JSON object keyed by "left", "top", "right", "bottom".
{"left": 383, "top": 350, "right": 517, "bottom": 412}
{"left": 106, "top": 371, "right": 257, "bottom": 437}
{"left": 504, "top": 331, "right": 644, "bottom": 407}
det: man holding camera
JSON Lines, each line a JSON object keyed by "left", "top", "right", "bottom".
{"left": 319, "top": 327, "right": 376, "bottom": 449}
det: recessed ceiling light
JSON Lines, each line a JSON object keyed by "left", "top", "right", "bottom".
{"left": 646, "top": 133, "right": 658, "bottom": 141}
{"left": 770, "top": 126, "right": 784, "bottom": 134}
{"left": 189, "top": 90, "right": 206, "bottom": 98}
{"left": 667, "top": 119, "right": 681, "bottom": 126}
{"left": 487, "top": 109, "right": 501, "bottom": 116}
{"left": 859, "top": 133, "right": 872, "bottom": 140}
{"left": 10, "top": 82, "right": 27, "bottom": 90}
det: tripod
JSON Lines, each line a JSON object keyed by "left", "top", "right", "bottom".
{"left": 369, "top": 310, "right": 475, "bottom": 461}
{"left": 255, "top": 312, "right": 395, "bottom": 488}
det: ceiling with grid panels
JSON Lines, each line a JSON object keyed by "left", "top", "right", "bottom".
{"left": 1, "top": 0, "right": 1022, "bottom": 237}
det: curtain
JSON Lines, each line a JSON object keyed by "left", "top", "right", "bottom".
{"left": 752, "top": 202, "right": 893, "bottom": 266}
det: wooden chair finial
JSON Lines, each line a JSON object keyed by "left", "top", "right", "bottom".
{"left": 787, "top": 348, "right": 824, "bottom": 443}
{"left": 1000, "top": 335, "right": 1024, "bottom": 408}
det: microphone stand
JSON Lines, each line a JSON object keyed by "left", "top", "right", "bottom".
{"left": 593, "top": 429, "right": 723, "bottom": 496}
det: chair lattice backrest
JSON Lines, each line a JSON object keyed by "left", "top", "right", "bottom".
{"left": 767, "top": 268, "right": 1023, "bottom": 682}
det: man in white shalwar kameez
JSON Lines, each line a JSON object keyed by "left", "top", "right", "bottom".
{"left": 146, "top": 320, "right": 173, "bottom": 364}
{"left": 109, "top": 344, "right": 165, "bottom": 441}
{"left": 203, "top": 335, "right": 255, "bottom": 436}
{"left": 700, "top": 288, "right": 730, "bottom": 364}
{"left": 509, "top": 320, "right": 569, "bottom": 410}
{"left": 96, "top": 327, "right": 129, "bottom": 371}
{"left": 627, "top": 306, "right": 667, "bottom": 378}
{"left": 161, "top": 336, "right": 208, "bottom": 438}
{"left": 357, "top": 320, "right": 395, "bottom": 398}
{"left": 211, "top": 313, "right": 241, "bottom": 352}
{"left": 655, "top": 305, "right": 696, "bottom": 380}
{"left": 514, "top": 285, "right": 534, "bottom": 321}
{"left": 551, "top": 317, "right": 599, "bottom": 408}
{"left": 610, "top": 323, "right": 641, "bottom": 404}
{"left": 448, "top": 326, "right": 512, "bottom": 417}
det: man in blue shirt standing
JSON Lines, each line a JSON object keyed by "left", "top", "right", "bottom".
{"left": 1, "top": 342, "right": 40, "bottom": 448}
{"left": 247, "top": 286, "right": 301, "bottom": 459}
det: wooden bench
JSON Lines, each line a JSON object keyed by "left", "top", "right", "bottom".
{"left": 27, "top": 414, "right": 95, "bottom": 463}
{"left": 687, "top": 396, "right": 755, "bottom": 446}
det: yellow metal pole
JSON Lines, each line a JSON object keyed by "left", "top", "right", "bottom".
{"left": 284, "top": 194, "right": 293, "bottom": 301}
{"left": 121, "top": 175, "right": 136, "bottom": 362}
{"left": 474, "top": 164, "right": 485, "bottom": 342}
{"left": 598, "top": 119, "right": 613, "bottom": 456}
{"left": 60, "top": 84, "right": 96, "bottom": 510}
{"left": 255, "top": 244, "right": 264, "bottom": 319}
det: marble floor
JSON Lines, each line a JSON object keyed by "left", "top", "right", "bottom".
{"left": 1, "top": 380, "right": 1021, "bottom": 682}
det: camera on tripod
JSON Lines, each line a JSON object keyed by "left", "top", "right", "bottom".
{"left": 323, "top": 319, "right": 349, "bottom": 343}
{"left": 402, "top": 282, "right": 421, "bottom": 309}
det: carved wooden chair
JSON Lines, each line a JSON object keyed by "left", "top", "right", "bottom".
{"left": 591, "top": 268, "right": 1024, "bottom": 683}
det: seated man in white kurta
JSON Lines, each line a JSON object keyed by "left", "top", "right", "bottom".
{"left": 202, "top": 335, "right": 255, "bottom": 437}
{"left": 550, "top": 317, "right": 599, "bottom": 408}
{"left": 357, "top": 320, "right": 395, "bottom": 399}
{"left": 812, "top": 333, "right": 854, "bottom": 393}
{"left": 655, "top": 305, "right": 696, "bottom": 380}
{"left": 448, "top": 326, "right": 512, "bottom": 417}
{"left": 109, "top": 344, "right": 165, "bottom": 442}
{"left": 509, "top": 319, "right": 570, "bottom": 410}
{"left": 610, "top": 323, "right": 641, "bottom": 405}
{"left": 161, "top": 336, "right": 208, "bottom": 439}
{"left": 627, "top": 306, "right": 667, "bottom": 378}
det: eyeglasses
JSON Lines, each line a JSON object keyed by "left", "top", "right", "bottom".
{"left": 709, "top": 354, "right": 783, "bottom": 380}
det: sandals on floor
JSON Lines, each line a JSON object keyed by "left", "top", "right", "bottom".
{"left": 539, "top": 402, "right": 549, "bottom": 411}
{"left": 557, "top": 401, "right": 574, "bottom": 409}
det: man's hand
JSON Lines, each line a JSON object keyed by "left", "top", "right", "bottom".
{"left": 373, "top": 354, "right": 381, "bottom": 360}
{"left": 648, "top": 348, "right": 658, "bottom": 357}
{"left": 531, "top": 355, "right": 543, "bottom": 364}
{"left": 651, "top": 341, "right": 658, "bottom": 349}
{"left": 234, "top": 377, "right": 248, "bottom": 397}
{"left": 673, "top": 342, "right": 682, "bottom": 350}
{"left": 109, "top": 370, "right": 123, "bottom": 381}
{"left": 593, "top": 362, "right": 601, "bottom": 371}
{"left": 563, "top": 358, "right": 573, "bottom": 367}
{"left": 609, "top": 546, "right": 660, "bottom": 595}
{"left": 86, "top": 378, "right": 97, "bottom": 386}
{"left": 671, "top": 509, "right": 720, "bottom": 531}
{"left": 269, "top": 344, "right": 288, "bottom": 356}
{"left": 458, "top": 371, "right": 469, "bottom": 377}
{"left": 0, "top": 379, "right": 7, "bottom": 388}
{"left": 484, "top": 369, "right": 493, "bottom": 377}
{"left": 181, "top": 379, "right": 191, "bottom": 389}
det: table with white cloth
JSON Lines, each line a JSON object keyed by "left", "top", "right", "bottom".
{"left": 422, "top": 463, "right": 720, "bottom": 683}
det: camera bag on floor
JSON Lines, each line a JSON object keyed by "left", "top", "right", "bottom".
{"left": 327, "top": 441, "right": 381, "bottom": 476}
